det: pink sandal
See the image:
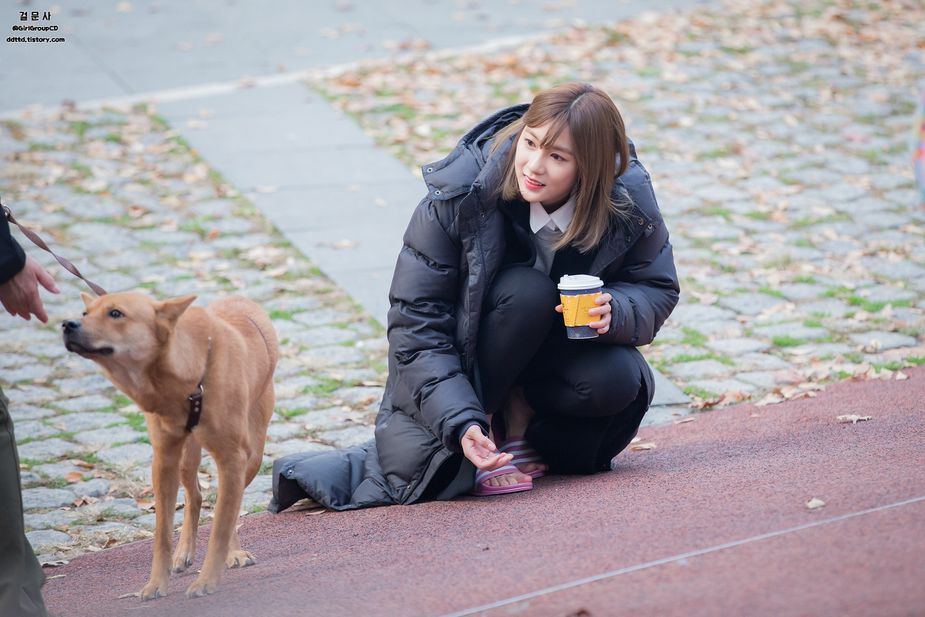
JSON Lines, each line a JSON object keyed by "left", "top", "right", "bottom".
{"left": 500, "top": 437, "right": 546, "bottom": 479}
{"left": 471, "top": 463, "right": 533, "bottom": 496}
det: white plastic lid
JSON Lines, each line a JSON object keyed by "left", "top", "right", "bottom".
{"left": 557, "top": 274, "right": 604, "bottom": 291}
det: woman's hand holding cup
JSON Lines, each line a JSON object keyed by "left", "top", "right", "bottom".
{"left": 555, "top": 294, "right": 611, "bottom": 334}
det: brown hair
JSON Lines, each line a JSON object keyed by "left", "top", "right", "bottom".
{"left": 492, "top": 83, "right": 632, "bottom": 252}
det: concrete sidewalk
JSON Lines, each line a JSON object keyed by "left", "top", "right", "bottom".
{"left": 41, "top": 367, "right": 925, "bottom": 616}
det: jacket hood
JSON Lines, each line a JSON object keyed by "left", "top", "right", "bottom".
{"left": 421, "top": 104, "right": 528, "bottom": 203}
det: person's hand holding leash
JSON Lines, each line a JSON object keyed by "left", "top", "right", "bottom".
{"left": 0, "top": 255, "right": 59, "bottom": 323}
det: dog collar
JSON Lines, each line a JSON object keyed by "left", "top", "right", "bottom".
{"left": 185, "top": 337, "right": 213, "bottom": 432}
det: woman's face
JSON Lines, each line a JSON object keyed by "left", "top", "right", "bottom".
{"left": 514, "top": 122, "right": 578, "bottom": 210}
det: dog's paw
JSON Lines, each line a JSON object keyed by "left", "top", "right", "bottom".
{"left": 171, "top": 554, "right": 194, "bottom": 573}
{"left": 226, "top": 549, "right": 256, "bottom": 569}
{"left": 140, "top": 579, "right": 168, "bottom": 601}
{"left": 185, "top": 577, "right": 218, "bottom": 598}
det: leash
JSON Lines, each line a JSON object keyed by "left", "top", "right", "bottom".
{"left": 2, "top": 196, "right": 108, "bottom": 296}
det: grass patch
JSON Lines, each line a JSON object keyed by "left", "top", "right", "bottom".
{"left": 906, "top": 356, "right": 925, "bottom": 366}
{"left": 744, "top": 210, "right": 771, "bottom": 221}
{"left": 789, "top": 213, "right": 851, "bottom": 229}
{"left": 700, "top": 206, "right": 732, "bottom": 219}
{"left": 697, "top": 147, "right": 733, "bottom": 160}
{"left": 804, "top": 318, "right": 823, "bottom": 328}
{"left": 279, "top": 407, "right": 310, "bottom": 419}
{"left": 270, "top": 309, "right": 295, "bottom": 321}
{"left": 670, "top": 352, "right": 735, "bottom": 366}
{"left": 70, "top": 120, "right": 91, "bottom": 140}
{"left": 794, "top": 275, "right": 818, "bottom": 284}
{"left": 843, "top": 351, "right": 864, "bottom": 363}
{"left": 873, "top": 361, "right": 905, "bottom": 371}
{"left": 683, "top": 385, "right": 719, "bottom": 400}
{"left": 681, "top": 327, "right": 708, "bottom": 347}
{"left": 772, "top": 335, "right": 805, "bottom": 347}
{"left": 759, "top": 286, "right": 785, "bottom": 299}
{"left": 302, "top": 377, "right": 343, "bottom": 396}
{"left": 721, "top": 45, "right": 753, "bottom": 54}
{"left": 125, "top": 412, "right": 146, "bottom": 432}
{"left": 847, "top": 297, "right": 913, "bottom": 313}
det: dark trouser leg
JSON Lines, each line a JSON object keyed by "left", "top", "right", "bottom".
{"left": 523, "top": 339, "right": 651, "bottom": 474}
{"left": 476, "top": 267, "right": 559, "bottom": 416}
{"left": 0, "top": 387, "right": 48, "bottom": 617}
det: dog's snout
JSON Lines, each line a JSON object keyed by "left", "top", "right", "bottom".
{"left": 62, "top": 320, "right": 81, "bottom": 333}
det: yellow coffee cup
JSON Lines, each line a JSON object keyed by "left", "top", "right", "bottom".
{"left": 558, "top": 274, "right": 604, "bottom": 339}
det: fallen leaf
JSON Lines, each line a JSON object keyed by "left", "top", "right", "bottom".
{"left": 837, "top": 414, "right": 872, "bottom": 424}
{"left": 41, "top": 560, "right": 69, "bottom": 568}
{"left": 118, "top": 592, "right": 141, "bottom": 599}
{"left": 630, "top": 442, "right": 656, "bottom": 451}
{"left": 674, "top": 417, "right": 696, "bottom": 424}
{"left": 805, "top": 498, "right": 826, "bottom": 510}
{"left": 65, "top": 471, "right": 84, "bottom": 483}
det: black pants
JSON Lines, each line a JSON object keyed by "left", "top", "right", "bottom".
{"left": 478, "top": 267, "right": 651, "bottom": 474}
{"left": 0, "top": 387, "right": 48, "bottom": 617}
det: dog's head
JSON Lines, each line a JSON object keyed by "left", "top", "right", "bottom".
{"left": 62, "top": 292, "right": 197, "bottom": 368}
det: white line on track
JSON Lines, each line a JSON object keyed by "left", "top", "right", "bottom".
{"left": 438, "top": 495, "right": 925, "bottom": 617}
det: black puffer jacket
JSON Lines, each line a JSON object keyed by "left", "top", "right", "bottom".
{"left": 1, "top": 213, "right": 26, "bottom": 284}
{"left": 271, "top": 105, "right": 679, "bottom": 512}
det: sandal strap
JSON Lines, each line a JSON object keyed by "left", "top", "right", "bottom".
{"left": 474, "top": 463, "right": 520, "bottom": 483}
{"left": 500, "top": 438, "right": 543, "bottom": 465}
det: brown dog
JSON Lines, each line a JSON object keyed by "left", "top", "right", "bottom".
{"left": 62, "top": 292, "right": 278, "bottom": 599}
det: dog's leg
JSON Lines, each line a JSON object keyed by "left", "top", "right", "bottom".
{"left": 225, "top": 528, "right": 256, "bottom": 568}
{"left": 224, "top": 387, "right": 274, "bottom": 570}
{"left": 171, "top": 438, "right": 202, "bottom": 573}
{"left": 186, "top": 448, "right": 246, "bottom": 598}
{"left": 140, "top": 435, "right": 184, "bottom": 601}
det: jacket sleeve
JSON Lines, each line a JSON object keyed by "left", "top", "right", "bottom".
{"left": 595, "top": 170, "right": 680, "bottom": 347}
{"left": 387, "top": 198, "right": 489, "bottom": 452}
{"left": 0, "top": 212, "right": 26, "bottom": 285}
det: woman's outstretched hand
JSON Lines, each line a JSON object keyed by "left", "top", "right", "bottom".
{"left": 461, "top": 425, "right": 513, "bottom": 471}
{"left": 555, "top": 292, "right": 613, "bottom": 334}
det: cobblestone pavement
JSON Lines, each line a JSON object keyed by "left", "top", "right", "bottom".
{"left": 1, "top": 110, "right": 388, "bottom": 563}
{"left": 313, "top": 0, "right": 925, "bottom": 405}
{"left": 2, "top": 0, "right": 925, "bottom": 565}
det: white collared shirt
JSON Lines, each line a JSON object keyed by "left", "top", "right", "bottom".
{"left": 529, "top": 197, "right": 575, "bottom": 275}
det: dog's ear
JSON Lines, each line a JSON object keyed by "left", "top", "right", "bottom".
{"left": 80, "top": 292, "right": 96, "bottom": 309}
{"left": 156, "top": 295, "right": 197, "bottom": 324}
